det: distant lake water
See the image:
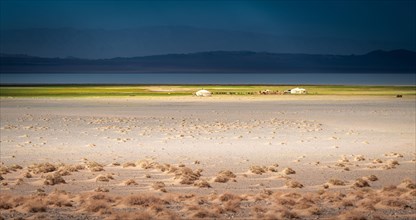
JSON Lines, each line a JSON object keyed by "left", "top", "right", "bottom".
{"left": 0, "top": 73, "right": 415, "bottom": 85}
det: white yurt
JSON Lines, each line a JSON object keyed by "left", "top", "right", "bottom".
{"left": 290, "top": 88, "right": 307, "bottom": 94}
{"left": 195, "top": 90, "right": 212, "bottom": 97}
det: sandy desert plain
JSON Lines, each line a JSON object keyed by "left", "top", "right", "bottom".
{"left": 0, "top": 85, "right": 415, "bottom": 220}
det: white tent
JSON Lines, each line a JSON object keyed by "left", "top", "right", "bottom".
{"left": 290, "top": 88, "right": 307, "bottom": 94}
{"left": 195, "top": 90, "right": 212, "bottom": 97}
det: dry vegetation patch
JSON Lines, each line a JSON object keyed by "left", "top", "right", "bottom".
{"left": 282, "top": 167, "right": 296, "bottom": 175}
{"left": 43, "top": 173, "right": 66, "bottom": 185}
{"left": 214, "top": 170, "right": 237, "bottom": 183}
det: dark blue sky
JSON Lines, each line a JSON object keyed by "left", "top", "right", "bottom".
{"left": 1, "top": 0, "right": 415, "bottom": 47}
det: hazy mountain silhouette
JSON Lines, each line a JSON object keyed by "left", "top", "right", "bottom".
{"left": 0, "top": 26, "right": 405, "bottom": 59}
{"left": 1, "top": 50, "right": 415, "bottom": 73}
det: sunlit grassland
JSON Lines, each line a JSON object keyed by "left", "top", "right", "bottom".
{"left": 0, "top": 85, "right": 415, "bottom": 97}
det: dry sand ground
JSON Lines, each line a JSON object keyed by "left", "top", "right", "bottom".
{"left": 0, "top": 96, "right": 415, "bottom": 219}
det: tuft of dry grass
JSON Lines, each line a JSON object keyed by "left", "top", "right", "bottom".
{"left": 214, "top": 170, "right": 237, "bottom": 183}
{"left": 15, "top": 178, "right": 24, "bottom": 185}
{"left": 124, "top": 194, "right": 167, "bottom": 207}
{"left": 0, "top": 166, "right": 10, "bottom": 175}
{"left": 282, "top": 167, "right": 296, "bottom": 175}
{"left": 194, "top": 180, "right": 211, "bottom": 188}
{"left": 372, "top": 159, "right": 383, "bottom": 164}
{"left": 137, "top": 160, "right": 158, "bottom": 169}
{"left": 123, "top": 179, "right": 138, "bottom": 186}
{"left": 249, "top": 166, "right": 267, "bottom": 175}
{"left": 94, "top": 187, "right": 109, "bottom": 192}
{"left": 218, "top": 193, "right": 241, "bottom": 202}
{"left": 43, "top": 173, "right": 66, "bottom": 185}
{"left": 173, "top": 167, "right": 202, "bottom": 185}
{"left": 354, "top": 155, "right": 366, "bottom": 161}
{"left": 384, "top": 152, "right": 403, "bottom": 158}
{"left": 106, "top": 211, "right": 154, "bottom": 220}
{"left": 399, "top": 179, "right": 416, "bottom": 189}
{"left": 152, "top": 181, "right": 167, "bottom": 192}
{"left": 95, "top": 174, "right": 114, "bottom": 182}
{"left": 268, "top": 164, "right": 279, "bottom": 172}
{"left": 122, "top": 162, "right": 136, "bottom": 168}
{"left": 22, "top": 172, "right": 32, "bottom": 178}
{"left": 328, "top": 179, "right": 345, "bottom": 186}
{"left": 86, "top": 161, "right": 105, "bottom": 172}
{"left": 57, "top": 164, "right": 85, "bottom": 176}
{"left": 28, "top": 162, "right": 57, "bottom": 174}
{"left": 84, "top": 200, "right": 111, "bottom": 214}
{"left": 46, "top": 191, "right": 72, "bottom": 208}
{"left": 366, "top": 175, "right": 378, "bottom": 182}
{"left": 23, "top": 199, "right": 47, "bottom": 213}
{"left": 111, "top": 162, "right": 120, "bottom": 166}
{"left": 9, "top": 164, "right": 23, "bottom": 171}
{"left": 285, "top": 180, "right": 304, "bottom": 188}
{"left": 380, "top": 198, "right": 407, "bottom": 208}
{"left": 353, "top": 178, "right": 370, "bottom": 188}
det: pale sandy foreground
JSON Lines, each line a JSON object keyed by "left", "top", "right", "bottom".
{"left": 0, "top": 96, "right": 415, "bottom": 219}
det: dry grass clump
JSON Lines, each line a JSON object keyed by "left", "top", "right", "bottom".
{"left": 46, "top": 190, "right": 72, "bottom": 207}
{"left": 111, "top": 162, "right": 120, "bottom": 166}
{"left": 286, "top": 180, "right": 304, "bottom": 188}
{"left": 137, "top": 160, "right": 158, "bottom": 169}
{"left": 267, "top": 164, "right": 279, "bottom": 172}
{"left": 282, "top": 167, "right": 296, "bottom": 175}
{"left": 264, "top": 209, "right": 299, "bottom": 220}
{"left": 366, "top": 175, "right": 378, "bottom": 182}
{"left": 56, "top": 164, "right": 85, "bottom": 176}
{"left": 338, "top": 156, "right": 349, "bottom": 163}
{"left": 124, "top": 194, "right": 167, "bottom": 207}
{"left": 398, "top": 179, "right": 416, "bottom": 189}
{"left": 187, "top": 206, "right": 220, "bottom": 219}
{"left": 372, "top": 158, "right": 383, "bottom": 164}
{"left": 382, "top": 160, "right": 399, "bottom": 169}
{"left": 354, "top": 155, "right": 366, "bottom": 161}
{"left": 43, "top": 173, "right": 66, "bottom": 185}
{"left": 380, "top": 198, "right": 407, "bottom": 208}
{"left": 328, "top": 179, "right": 345, "bottom": 186}
{"left": 86, "top": 161, "right": 105, "bottom": 172}
{"left": 23, "top": 198, "right": 47, "bottom": 213}
{"left": 0, "top": 175, "right": 3, "bottom": 181}
{"left": 218, "top": 193, "right": 241, "bottom": 202}
{"left": 353, "top": 178, "right": 370, "bottom": 188}
{"left": 107, "top": 211, "right": 155, "bottom": 220}
{"left": 95, "top": 174, "right": 114, "bottom": 182}
{"left": 214, "top": 170, "right": 237, "bottom": 183}
{"left": 28, "top": 162, "right": 57, "bottom": 174}
{"left": 15, "top": 178, "right": 24, "bottom": 185}
{"left": 0, "top": 194, "right": 12, "bottom": 209}
{"left": 84, "top": 200, "right": 111, "bottom": 214}
{"left": 249, "top": 166, "right": 267, "bottom": 175}
{"left": 223, "top": 199, "right": 241, "bottom": 213}
{"left": 22, "top": 172, "right": 32, "bottom": 178}
{"left": 338, "top": 210, "right": 367, "bottom": 220}
{"left": 0, "top": 165, "right": 10, "bottom": 175}
{"left": 9, "top": 164, "right": 23, "bottom": 171}
{"left": 123, "top": 179, "right": 138, "bottom": 186}
{"left": 194, "top": 179, "right": 211, "bottom": 188}
{"left": 384, "top": 152, "right": 403, "bottom": 158}
{"left": 152, "top": 181, "right": 167, "bottom": 192}
{"left": 94, "top": 187, "right": 109, "bottom": 192}
{"left": 173, "top": 167, "right": 202, "bottom": 185}
{"left": 122, "top": 162, "right": 136, "bottom": 168}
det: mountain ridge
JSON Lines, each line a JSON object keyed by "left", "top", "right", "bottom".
{"left": 1, "top": 26, "right": 409, "bottom": 59}
{"left": 1, "top": 50, "right": 415, "bottom": 73}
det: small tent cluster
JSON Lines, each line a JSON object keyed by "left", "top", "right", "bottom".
{"left": 195, "top": 89, "right": 212, "bottom": 97}
{"left": 289, "top": 88, "right": 307, "bottom": 94}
